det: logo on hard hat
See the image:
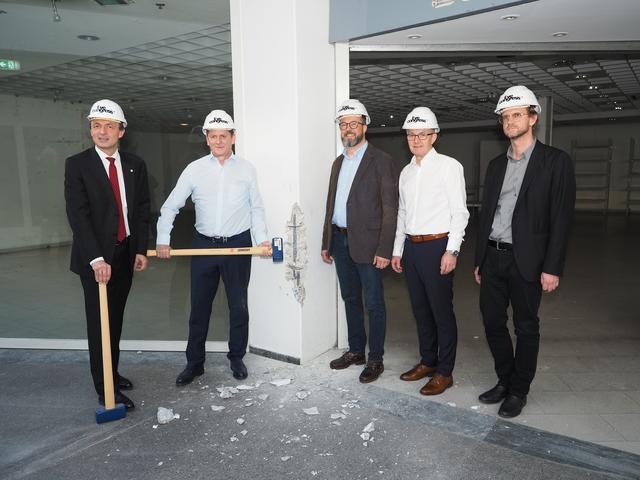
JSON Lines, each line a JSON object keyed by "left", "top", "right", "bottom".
{"left": 338, "top": 105, "right": 356, "bottom": 112}
{"left": 407, "top": 116, "right": 426, "bottom": 124}
{"left": 500, "top": 95, "right": 521, "bottom": 104}
{"left": 93, "top": 105, "right": 115, "bottom": 114}
{"left": 209, "top": 118, "right": 229, "bottom": 124}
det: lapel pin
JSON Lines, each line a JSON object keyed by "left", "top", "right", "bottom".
{"left": 130, "top": 169, "right": 134, "bottom": 173}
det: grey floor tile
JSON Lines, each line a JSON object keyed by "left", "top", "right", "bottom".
{"left": 513, "top": 414, "right": 626, "bottom": 443}
{"left": 595, "top": 441, "right": 640, "bottom": 456}
{"left": 601, "top": 414, "right": 640, "bottom": 441}
{"left": 562, "top": 373, "right": 640, "bottom": 392}
{"left": 529, "top": 391, "right": 640, "bottom": 415}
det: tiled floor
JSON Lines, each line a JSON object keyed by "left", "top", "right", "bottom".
{"left": 1, "top": 213, "right": 639, "bottom": 455}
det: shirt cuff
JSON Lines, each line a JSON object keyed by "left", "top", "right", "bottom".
{"left": 446, "top": 237, "right": 463, "bottom": 252}
{"left": 90, "top": 257, "right": 104, "bottom": 266}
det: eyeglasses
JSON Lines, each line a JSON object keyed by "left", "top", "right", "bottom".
{"left": 499, "top": 111, "right": 529, "bottom": 124}
{"left": 406, "top": 133, "right": 435, "bottom": 141}
{"left": 338, "top": 121, "right": 365, "bottom": 130}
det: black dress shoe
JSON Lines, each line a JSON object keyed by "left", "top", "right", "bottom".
{"left": 175, "top": 366, "right": 204, "bottom": 386}
{"left": 498, "top": 394, "right": 527, "bottom": 418}
{"left": 230, "top": 359, "right": 248, "bottom": 380}
{"left": 98, "top": 392, "right": 135, "bottom": 410}
{"left": 359, "top": 362, "right": 384, "bottom": 383}
{"left": 117, "top": 375, "right": 133, "bottom": 390}
{"left": 479, "top": 384, "right": 509, "bottom": 404}
{"left": 329, "top": 351, "right": 366, "bottom": 370}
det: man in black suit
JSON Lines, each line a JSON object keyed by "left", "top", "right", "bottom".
{"left": 474, "top": 86, "right": 576, "bottom": 418}
{"left": 64, "top": 99, "right": 150, "bottom": 409}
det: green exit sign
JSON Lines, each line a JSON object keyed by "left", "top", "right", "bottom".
{"left": 0, "top": 59, "right": 21, "bottom": 71}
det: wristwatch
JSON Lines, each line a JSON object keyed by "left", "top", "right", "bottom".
{"left": 446, "top": 250, "right": 459, "bottom": 257}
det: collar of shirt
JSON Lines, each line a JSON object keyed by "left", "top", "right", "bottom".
{"left": 95, "top": 146, "right": 120, "bottom": 165}
{"left": 409, "top": 147, "right": 438, "bottom": 167}
{"left": 210, "top": 152, "right": 237, "bottom": 166}
{"left": 342, "top": 141, "right": 368, "bottom": 162}
{"left": 507, "top": 139, "right": 536, "bottom": 164}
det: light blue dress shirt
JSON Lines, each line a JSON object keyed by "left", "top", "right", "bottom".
{"left": 156, "top": 153, "right": 268, "bottom": 245}
{"left": 332, "top": 142, "right": 368, "bottom": 228}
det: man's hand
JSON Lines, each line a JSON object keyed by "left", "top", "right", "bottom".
{"left": 259, "top": 240, "right": 272, "bottom": 258}
{"left": 321, "top": 250, "right": 333, "bottom": 264}
{"left": 540, "top": 272, "right": 560, "bottom": 292}
{"left": 440, "top": 252, "right": 457, "bottom": 275}
{"left": 156, "top": 244, "right": 171, "bottom": 259}
{"left": 92, "top": 260, "right": 111, "bottom": 283}
{"left": 134, "top": 254, "right": 148, "bottom": 272}
{"left": 474, "top": 266, "right": 481, "bottom": 285}
{"left": 373, "top": 256, "right": 390, "bottom": 269}
{"left": 391, "top": 256, "right": 403, "bottom": 273}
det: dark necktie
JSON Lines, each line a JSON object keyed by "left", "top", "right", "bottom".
{"left": 106, "top": 156, "right": 126, "bottom": 242}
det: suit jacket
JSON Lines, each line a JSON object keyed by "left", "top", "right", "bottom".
{"left": 475, "top": 140, "right": 576, "bottom": 282}
{"left": 64, "top": 147, "right": 150, "bottom": 277}
{"left": 322, "top": 143, "right": 398, "bottom": 263}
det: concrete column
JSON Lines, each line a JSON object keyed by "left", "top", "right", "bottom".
{"left": 231, "top": 0, "right": 345, "bottom": 363}
{"left": 538, "top": 96, "right": 554, "bottom": 146}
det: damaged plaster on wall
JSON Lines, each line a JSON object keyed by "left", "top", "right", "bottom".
{"left": 285, "top": 203, "right": 308, "bottom": 305}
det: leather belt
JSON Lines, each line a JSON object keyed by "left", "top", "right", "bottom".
{"left": 488, "top": 239, "right": 512, "bottom": 251}
{"left": 406, "top": 232, "right": 449, "bottom": 243}
{"left": 197, "top": 230, "right": 248, "bottom": 243}
{"left": 333, "top": 225, "right": 348, "bottom": 235}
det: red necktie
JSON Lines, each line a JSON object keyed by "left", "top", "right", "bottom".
{"left": 107, "top": 157, "right": 126, "bottom": 242}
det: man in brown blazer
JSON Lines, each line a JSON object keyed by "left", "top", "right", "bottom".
{"left": 321, "top": 99, "right": 398, "bottom": 383}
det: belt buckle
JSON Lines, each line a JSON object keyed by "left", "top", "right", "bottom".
{"left": 495, "top": 241, "right": 506, "bottom": 251}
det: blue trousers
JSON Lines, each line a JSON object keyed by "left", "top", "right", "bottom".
{"left": 330, "top": 227, "right": 386, "bottom": 362}
{"left": 403, "top": 237, "right": 457, "bottom": 376}
{"left": 186, "top": 230, "right": 252, "bottom": 368}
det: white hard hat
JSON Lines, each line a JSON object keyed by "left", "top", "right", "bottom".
{"left": 336, "top": 99, "right": 370, "bottom": 125}
{"left": 402, "top": 107, "right": 440, "bottom": 133}
{"left": 202, "top": 110, "right": 235, "bottom": 134}
{"left": 495, "top": 85, "right": 541, "bottom": 114}
{"left": 87, "top": 99, "right": 127, "bottom": 128}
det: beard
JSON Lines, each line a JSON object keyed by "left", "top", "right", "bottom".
{"left": 503, "top": 123, "right": 530, "bottom": 140}
{"left": 341, "top": 131, "right": 363, "bottom": 148}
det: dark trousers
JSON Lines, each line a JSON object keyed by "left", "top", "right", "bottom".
{"left": 186, "top": 229, "right": 252, "bottom": 369}
{"left": 403, "top": 237, "right": 457, "bottom": 376}
{"left": 480, "top": 245, "right": 542, "bottom": 397}
{"left": 330, "top": 227, "right": 386, "bottom": 363}
{"left": 80, "top": 240, "right": 133, "bottom": 396}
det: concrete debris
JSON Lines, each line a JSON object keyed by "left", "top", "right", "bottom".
{"left": 257, "top": 394, "right": 269, "bottom": 401}
{"left": 296, "top": 391, "right": 310, "bottom": 400}
{"left": 152, "top": 425, "right": 158, "bottom": 429}
{"left": 158, "top": 461, "right": 163, "bottom": 466}
{"left": 210, "top": 405, "right": 225, "bottom": 412}
{"left": 362, "top": 442, "right": 368, "bottom": 447}
{"left": 331, "top": 421, "right": 342, "bottom": 426}
{"left": 157, "top": 407, "right": 179, "bottom": 424}
{"left": 230, "top": 436, "right": 238, "bottom": 442}
{"left": 330, "top": 413, "right": 346, "bottom": 420}
{"left": 237, "top": 384, "right": 254, "bottom": 390}
{"left": 240, "top": 430, "right": 248, "bottom": 436}
{"left": 471, "top": 405, "right": 479, "bottom": 410}
{"left": 311, "top": 471, "right": 318, "bottom": 476}
{"left": 270, "top": 378, "right": 292, "bottom": 387}
{"left": 363, "top": 422, "right": 375, "bottom": 433}
{"left": 281, "top": 456, "right": 291, "bottom": 462}
{"left": 303, "top": 407, "right": 319, "bottom": 415}
{"left": 447, "top": 402, "right": 457, "bottom": 407}
{"left": 360, "top": 432, "right": 370, "bottom": 441}
{"left": 236, "top": 418, "right": 245, "bottom": 425}
{"left": 245, "top": 402, "right": 254, "bottom": 407}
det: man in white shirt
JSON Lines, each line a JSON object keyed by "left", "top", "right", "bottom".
{"left": 391, "top": 107, "right": 469, "bottom": 396}
{"left": 155, "top": 110, "right": 270, "bottom": 385}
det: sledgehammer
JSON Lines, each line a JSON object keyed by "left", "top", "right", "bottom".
{"left": 146, "top": 237, "right": 283, "bottom": 262}
{"left": 95, "top": 282, "right": 126, "bottom": 424}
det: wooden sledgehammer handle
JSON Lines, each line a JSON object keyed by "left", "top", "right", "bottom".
{"left": 146, "top": 247, "right": 271, "bottom": 257}
{"left": 98, "top": 282, "right": 116, "bottom": 410}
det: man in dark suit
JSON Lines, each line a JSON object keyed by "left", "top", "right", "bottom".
{"left": 474, "top": 86, "right": 576, "bottom": 418}
{"left": 64, "top": 99, "right": 150, "bottom": 409}
{"left": 322, "top": 99, "right": 398, "bottom": 383}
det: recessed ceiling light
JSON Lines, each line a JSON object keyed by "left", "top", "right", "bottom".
{"left": 552, "top": 32, "right": 568, "bottom": 37}
{"left": 180, "top": 122, "right": 189, "bottom": 126}
{"left": 407, "top": 34, "right": 422, "bottom": 40}
{"left": 500, "top": 14, "right": 520, "bottom": 21}
{"left": 380, "top": 124, "right": 386, "bottom": 127}
{"left": 77, "top": 35, "right": 100, "bottom": 41}
{"left": 389, "top": 115, "right": 394, "bottom": 119}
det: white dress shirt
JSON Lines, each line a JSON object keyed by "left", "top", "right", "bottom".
{"left": 90, "top": 147, "right": 130, "bottom": 266}
{"left": 393, "top": 148, "right": 469, "bottom": 257}
{"left": 156, "top": 153, "right": 268, "bottom": 245}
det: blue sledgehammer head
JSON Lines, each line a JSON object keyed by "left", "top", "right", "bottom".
{"left": 272, "top": 237, "right": 283, "bottom": 263}
{"left": 95, "top": 403, "right": 126, "bottom": 424}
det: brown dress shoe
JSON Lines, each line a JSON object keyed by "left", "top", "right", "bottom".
{"left": 400, "top": 364, "right": 436, "bottom": 381}
{"left": 359, "top": 362, "right": 384, "bottom": 383}
{"left": 329, "top": 351, "right": 366, "bottom": 370}
{"left": 419, "top": 373, "right": 453, "bottom": 396}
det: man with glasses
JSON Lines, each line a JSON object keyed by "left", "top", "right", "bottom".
{"left": 322, "top": 99, "right": 398, "bottom": 383}
{"left": 474, "top": 86, "right": 576, "bottom": 418}
{"left": 391, "top": 107, "right": 469, "bottom": 396}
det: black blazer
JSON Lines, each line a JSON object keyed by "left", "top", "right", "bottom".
{"left": 64, "top": 148, "right": 150, "bottom": 277}
{"left": 322, "top": 143, "right": 398, "bottom": 263}
{"left": 475, "top": 140, "right": 576, "bottom": 282}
